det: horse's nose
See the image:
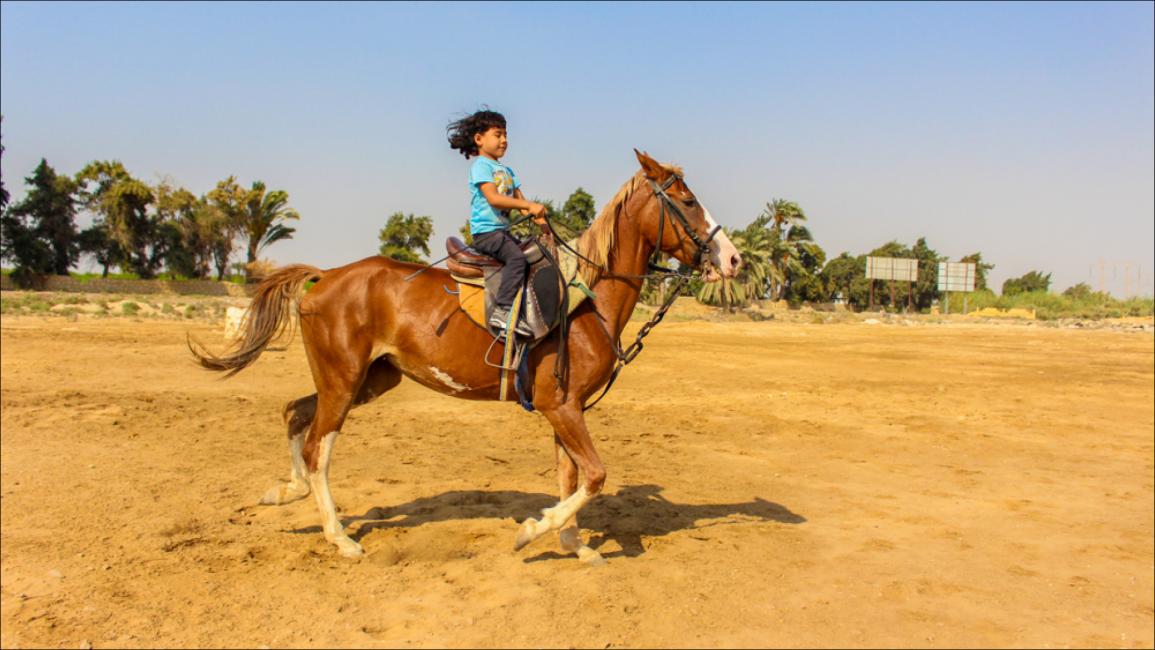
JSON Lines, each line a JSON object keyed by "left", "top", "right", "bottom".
{"left": 730, "top": 252, "right": 742, "bottom": 273}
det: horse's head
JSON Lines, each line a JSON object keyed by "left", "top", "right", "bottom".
{"left": 634, "top": 149, "right": 741, "bottom": 282}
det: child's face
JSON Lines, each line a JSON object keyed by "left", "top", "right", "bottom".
{"left": 473, "top": 127, "right": 507, "bottom": 160}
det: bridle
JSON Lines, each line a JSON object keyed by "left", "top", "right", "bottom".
{"left": 644, "top": 173, "right": 722, "bottom": 276}
{"left": 545, "top": 171, "right": 721, "bottom": 284}
{"left": 542, "top": 171, "right": 725, "bottom": 411}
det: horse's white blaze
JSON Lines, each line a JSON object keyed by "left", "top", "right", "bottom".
{"left": 702, "top": 204, "right": 740, "bottom": 279}
{"left": 429, "top": 366, "right": 470, "bottom": 393}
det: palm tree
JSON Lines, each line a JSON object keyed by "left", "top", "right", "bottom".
{"left": 240, "top": 181, "right": 298, "bottom": 275}
{"left": 210, "top": 177, "right": 299, "bottom": 279}
{"left": 761, "top": 200, "right": 813, "bottom": 300}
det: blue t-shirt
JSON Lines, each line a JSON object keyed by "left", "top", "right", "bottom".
{"left": 469, "top": 157, "right": 521, "bottom": 236}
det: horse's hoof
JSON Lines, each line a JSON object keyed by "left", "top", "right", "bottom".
{"left": 578, "top": 547, "right": 607, "bottom": 566}
{"left": 335, "top": 538, "right": 364, "bottom": 558}
{"left": 259, "top": 483, "right": 309, "bottom": 506}
{"left": 514, "top": 518, "right": 538, "bottom": 551}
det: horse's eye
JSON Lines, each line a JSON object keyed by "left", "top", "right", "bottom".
{"left": 681, "top": 197, "right": 697, "bottom": 207}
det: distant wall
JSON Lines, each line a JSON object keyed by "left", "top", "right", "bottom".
{"left": 0, "top": 274, "right": 254, "bottom": 297}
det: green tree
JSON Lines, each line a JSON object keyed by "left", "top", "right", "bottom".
{"left": 1062, "top": 282, "right": 1095, "bottom": 300}
{"left": 551, "top": 187, "right": 597, "bottom": 240}
{"left": 782, "top": 224, "right": 827, "bottom": 304}
{"left": 155, "top": 181, "right": 212, "bottom": 278}
{"left": 378, "top": 212, "right": 433, "bottom": 263}
{"left": 820, "top": 252, "right": 869, "bottom": 308}
{"left": 738, "top": 199, "right": 821, "bottom": 301}
{"left": 763, "top": 199, "right": 807, "bottom": 300}
{"left": 909, "top": 237, "right": 944, "bottom": 311}
{"left": 75, "top": 160, "right": 164, "bottom": 278}
{"left": 1, "top": 159, "right": 79, "bottom": 277}
{"left": 958, "top": 252, "right": 995, "bottom": 291}
{"left": 1003, "top": 270, "right": 1051, "bottom": 296}
{"left": 734, "top": 215, "right": 780, "bottom": 302}
{"left": 0, "top": 210, "right": 52, "bottom": 281}
{"left": 77, "top": 223, "right": 121, "bottom": 277}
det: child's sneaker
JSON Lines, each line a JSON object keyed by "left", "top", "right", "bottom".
{"left": 488, "top": 306, "right": 512, "bottom": 332}
{"left": 489, "top": 306, "right": 534, "bottom": 337}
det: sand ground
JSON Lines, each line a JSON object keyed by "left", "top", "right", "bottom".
{"left": 1, "top": 309, "right": 1152, "bottom": 648}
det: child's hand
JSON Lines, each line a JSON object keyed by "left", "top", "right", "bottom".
{"left": 527, "top": 202, "right": 548, "bottom": 225}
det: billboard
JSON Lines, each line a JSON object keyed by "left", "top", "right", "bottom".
{"left": 865, "top": 257, "right": 918, "bottom": 282}
{"left": 937, "top": 262, "right": 976, "bottom": 292}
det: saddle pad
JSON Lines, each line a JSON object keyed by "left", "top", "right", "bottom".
{"left": 450, "top": 239, "right": 593, "bottom": 332}
{"left": 453, "top": 280, "right": 488, "bottom": 327}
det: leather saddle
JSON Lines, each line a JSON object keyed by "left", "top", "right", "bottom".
{"left": 445, "top": 236, "right": 563, "bottom": 341}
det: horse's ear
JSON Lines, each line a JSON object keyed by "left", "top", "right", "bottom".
{"left": 634, "top": 148, "right": 666, "bottom": 181}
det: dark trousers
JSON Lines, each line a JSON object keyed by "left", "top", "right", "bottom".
{"left": 472, "top": 229, "right": 527, "bottom": 310}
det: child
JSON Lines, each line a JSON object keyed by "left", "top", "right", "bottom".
{"left": 447, "top": 109, "right": 547, "bottom": 336}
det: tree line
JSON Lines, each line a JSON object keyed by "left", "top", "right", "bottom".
{"left": 374, "top": 188, "right": 1068, "bottom": 313}
{"left": 2, "top": 127, "right": 1056, "bottom": 310}
{"left": 1, "top": 136, "right": 300, "bottom": 285}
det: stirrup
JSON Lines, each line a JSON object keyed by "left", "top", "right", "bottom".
{"left": 483, "top": 333, "right": 520, "bottom": 370}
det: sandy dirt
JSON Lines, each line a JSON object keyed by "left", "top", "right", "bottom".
{"left": 1, "top": 308, "right": 1152, "bottom": 648}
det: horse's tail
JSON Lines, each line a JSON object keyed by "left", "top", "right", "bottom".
{"left": 188, "top": 264, "right": 324, "bottom": 378}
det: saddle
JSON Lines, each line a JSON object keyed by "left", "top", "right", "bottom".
{"left": 445, "top": 236, "right": 563, "bottom": 342}
{"left": 445, "top": 235, "right": 598, "bottom": 409}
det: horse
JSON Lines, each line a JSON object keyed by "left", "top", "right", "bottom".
{"left": 190, "top": 150, "right": 741, "bottom": 564}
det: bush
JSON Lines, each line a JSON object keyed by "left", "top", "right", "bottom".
{"left": 122, "top": 301, "right": 140, "bottom": 316}
{"left": 946, "top": 288, "right": 1153, "bottom": 320}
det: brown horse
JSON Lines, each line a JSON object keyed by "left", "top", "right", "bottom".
{"left": 191, "top": 150, "right": 741, "bottom": 563}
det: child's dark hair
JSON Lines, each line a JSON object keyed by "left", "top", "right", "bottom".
{"left": 447, "top": 109, "right": 506, "bottom": 158}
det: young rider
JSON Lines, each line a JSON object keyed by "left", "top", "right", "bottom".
{"left": 447, "top": 109, "right": 547, "bottom": 336}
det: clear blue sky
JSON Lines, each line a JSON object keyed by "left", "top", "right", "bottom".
{"left": 2, "top": 1, "right": 1152, "bottom": 295}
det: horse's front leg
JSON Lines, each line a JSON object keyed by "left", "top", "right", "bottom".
{"left": 515, "top": 405, "right": 607, "bottom": 560}
{"left": 554, "top": 435, "right": 606, "bottom": 565}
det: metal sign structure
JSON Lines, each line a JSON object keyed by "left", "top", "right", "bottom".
{"left": 937, "top": 262, "right": 977, "bottom": 314}
{"left": 865, "top": 257, "right": 918, "bottom": 311}
{"left": 937, "top": 262, "right": 976, "bottom": 292}
{"left": 865, "top": 257, "right": 918, "bottom": 282}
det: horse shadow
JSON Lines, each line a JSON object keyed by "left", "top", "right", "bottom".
{"left": 290, "top": 484, "right": 805, "bottom": 561}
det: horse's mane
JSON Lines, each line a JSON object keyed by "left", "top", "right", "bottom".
{"left": 576, "top": 163, "right": 682, "bottom": 286}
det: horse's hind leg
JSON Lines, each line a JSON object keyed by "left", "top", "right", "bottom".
{"left": 305, "top": 354, "right": 402, "bottom": 558}
{"left": 554, "top": 436, "right": 606, "bottom": 565}
{"left": 260, "top": 358, "right": 401, "bottom": 507}
{"left": 259, "top": 395, "right": 317, "bottom": 505}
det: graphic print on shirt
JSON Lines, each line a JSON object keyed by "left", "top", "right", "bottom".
{"left": 492, "top": 169, "right": 513, "bottom": 196}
